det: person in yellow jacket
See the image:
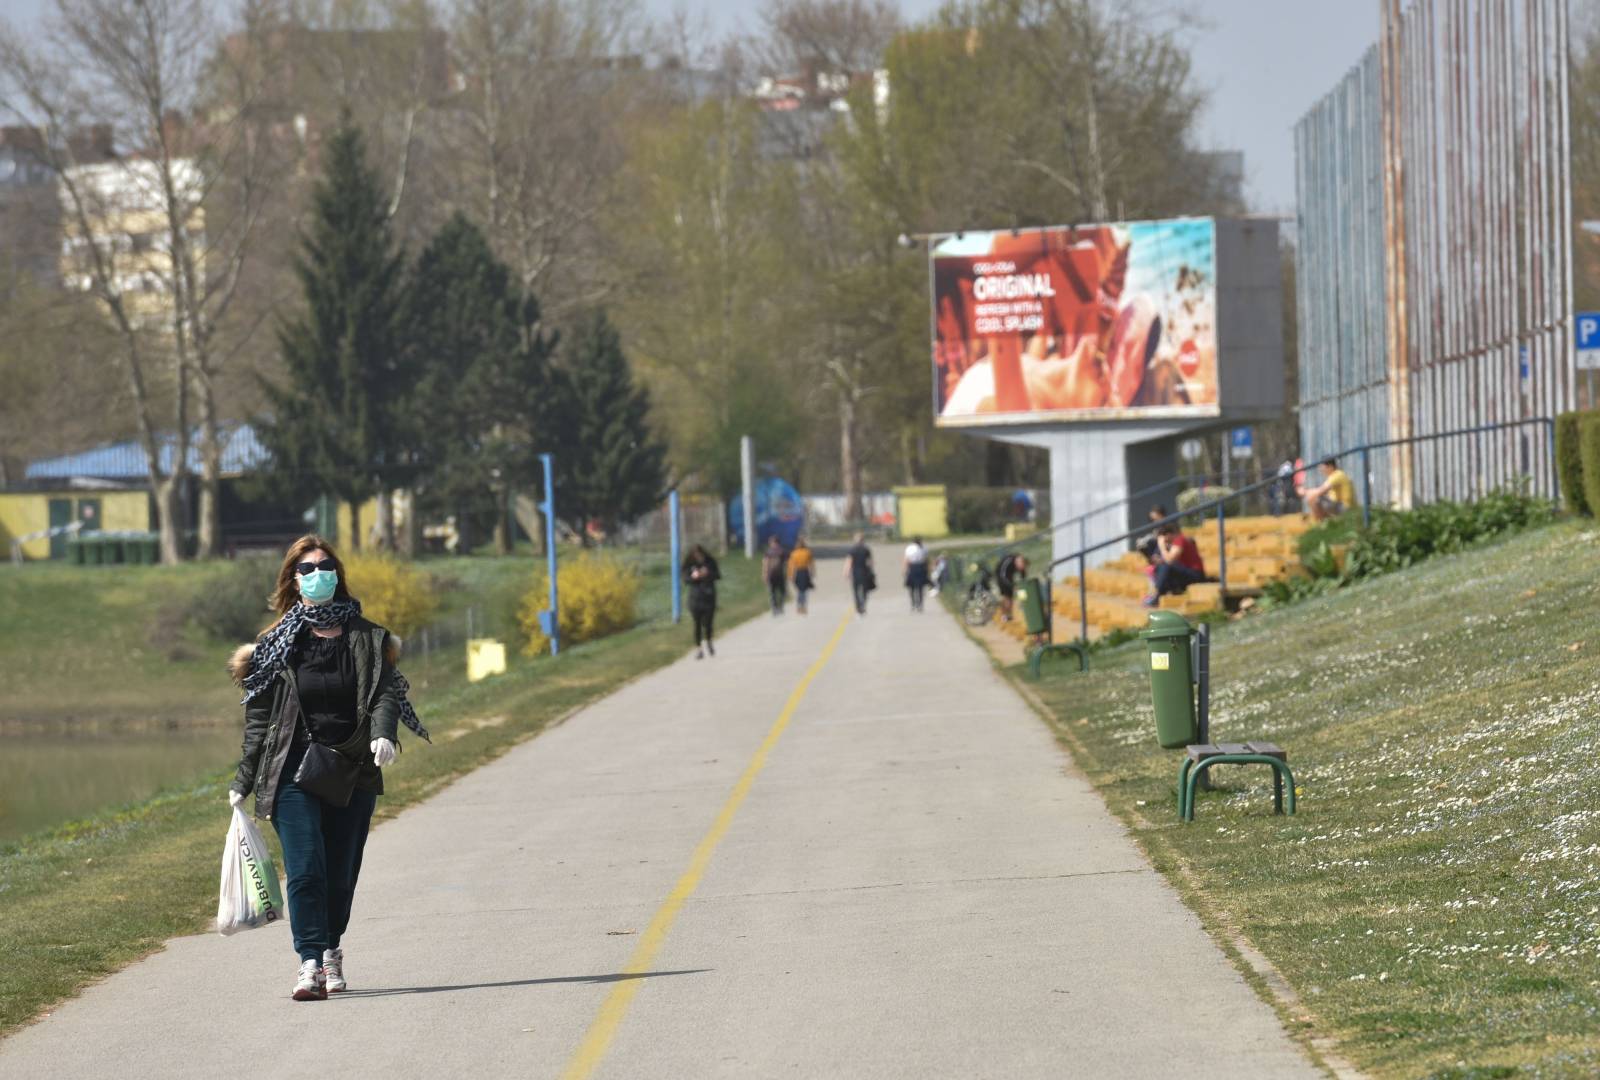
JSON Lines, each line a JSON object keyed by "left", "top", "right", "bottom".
{"left": 1303, "top": 457, "right": 1358, "bottom": 521}
{"left": 789, "top": 537, "right": 817, "bottom": 615}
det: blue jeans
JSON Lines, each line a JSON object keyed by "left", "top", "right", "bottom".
{"left": 273, "top": 781, "right": 377, "bottom": 963}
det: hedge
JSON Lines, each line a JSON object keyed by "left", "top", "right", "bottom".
{"left": 1579, "top": 413, "right": 1600, "bottom": 524}
{"left": 1555, "top": 410, "right": 1589, "bottom": 517}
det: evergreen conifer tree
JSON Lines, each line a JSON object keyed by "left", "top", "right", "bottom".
{"left": 402, "top": 212, "right": 560, "bottom": 549}
{"left": 556, "top": 310, "right": 668, "bottom": 539}
{"left": 255, "top": 118, "right": 405, "bottom": 549}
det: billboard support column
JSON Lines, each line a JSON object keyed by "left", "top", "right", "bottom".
{"left": 740, "top": 435, "right": 755, "bottom": 558}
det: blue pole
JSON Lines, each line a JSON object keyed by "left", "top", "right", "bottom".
{"left": 669, "top": 489, "right": 682, "bottom": 624}
{"left": 540, "top": 452, "right": 559, "bottom": 657}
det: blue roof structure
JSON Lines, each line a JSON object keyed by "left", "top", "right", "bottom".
{"left": 24, "top": 424, "right": 271, "bottom": 481}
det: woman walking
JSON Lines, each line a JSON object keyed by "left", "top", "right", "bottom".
{"left": 789, "top": 536, "right": 816, "bottom": 615}
{"left": 844, "top": 532, "right": 875, "bottom": 615}
{"left": 228, "top": 535, "right": 429, "bottom": 1001}
{"left": 762, "top": 535, "right": 789, "bottom": 616}
{"left": 682, "top": 543, "right": 721, "bottom": 658}
{"left": 903, "top": 536, "right": 930, "bottom": 612}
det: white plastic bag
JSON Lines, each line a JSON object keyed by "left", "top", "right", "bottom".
{"left": 217, "top": 806, "right": 286, "bottom": 935}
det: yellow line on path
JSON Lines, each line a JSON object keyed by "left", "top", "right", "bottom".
{"left": 558, "top": 612, "right": 853, "bottom": 1080}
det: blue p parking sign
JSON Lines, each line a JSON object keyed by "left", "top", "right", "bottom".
{"left": 1577, "top": 313, "right": 1600, "bottom": 370}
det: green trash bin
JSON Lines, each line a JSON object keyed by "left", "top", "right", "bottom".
{"left": 81, "top": 533, "right": 104, "bottom": 565}
{"left": 66, "top": 536, "right": 85, "bottom": 565}
{"left": 1016, "top": 577, "right": 1049, "bottom": 636}
{"left": 140, "top": 535, "right": 160, "bottom": 564}
{"left": 1141, "top": 610, "right": 1199, "bottom": 749}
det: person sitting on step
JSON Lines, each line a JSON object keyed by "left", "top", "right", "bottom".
{"left": 1144, "top": 521, "right": 1206, "bottom": 608}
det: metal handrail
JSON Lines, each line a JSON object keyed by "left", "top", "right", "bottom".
{"left": 1045, "top": 416, "right": 1557, "bottom": 645}
{"left": 974, "top": 471, "right": 1210, "bottom": 567}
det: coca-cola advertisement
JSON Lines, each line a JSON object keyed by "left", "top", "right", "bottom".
{"left": 932, "top": 218, "right": 1218, "bottom": 425}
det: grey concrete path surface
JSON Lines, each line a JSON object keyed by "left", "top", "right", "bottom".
{"left": 0, "top": 552, "right": 1322, "bottom": 1079}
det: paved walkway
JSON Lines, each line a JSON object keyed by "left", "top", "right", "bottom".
{"left": 0, "top": 552, "right": 1321, "bottom": 1079}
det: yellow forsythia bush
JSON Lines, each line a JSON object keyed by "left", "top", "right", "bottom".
{"left": 343, "top": 554, "right": 440, "bottom": 640}
{"left": 519, "top": 553, "right": 642, "bottom": 656}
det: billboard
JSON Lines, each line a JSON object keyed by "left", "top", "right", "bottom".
{"left": 932, "top": 218, "right": 1218, "bottom": 426}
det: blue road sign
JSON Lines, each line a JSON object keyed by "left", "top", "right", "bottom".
{"left": 1577, "top": 313, "right": 1600, "bottom": 370}
{"left": 1229, "top": 427, "right": 1253, "bottom": 460}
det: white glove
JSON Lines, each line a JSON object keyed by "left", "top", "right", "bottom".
{"left": 371, "top": 737, "right": 397, "bottom": 767}
{"left": 228, "top": 789, "right": 245, "bottom": 808}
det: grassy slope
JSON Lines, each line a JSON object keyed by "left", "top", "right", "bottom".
{"left": 1013, "top": 520, "right": 1600, "bottom": 1079}
{"left": 0, "top": 552, "right": 765, "bottom": 1037}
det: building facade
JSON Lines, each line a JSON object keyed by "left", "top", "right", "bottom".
{"left": 1294, "top": 0, "right": 1574, "bottom": 507}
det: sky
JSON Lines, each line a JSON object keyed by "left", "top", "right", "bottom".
{"left": 0, "top": 0, "right": 1379, "bottom": 213}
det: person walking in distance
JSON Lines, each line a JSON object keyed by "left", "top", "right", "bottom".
{"left": 845, "top": 532, "right": 875, "bottom": 615}
{"left": 228, "top": 535, "right": 429, "bottom": 1001}
{"left": 682, "top": 544, "right": 721, "bottom": 658}
{"left": 789, "top": 536, "right": 816, "bottom": 615}
{"left": 762, "top": 535, "right": 789, "bottom": 616}
{"left": 903, "top": 536, "right": 930, "bottom": 612}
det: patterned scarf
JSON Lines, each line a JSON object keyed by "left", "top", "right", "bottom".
{"left": 240, "top": 597, "right": 430, "bottom": 743}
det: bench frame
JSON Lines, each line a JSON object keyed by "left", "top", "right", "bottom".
{"left": 1178, "top": 742, "right": 1295, "bottom": 821}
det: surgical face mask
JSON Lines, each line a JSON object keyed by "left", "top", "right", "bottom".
{"left": 297, "top": 568, "right": 339, "bottom": 604}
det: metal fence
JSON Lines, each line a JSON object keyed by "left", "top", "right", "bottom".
{"left": 1295, "top": 0, "right": 1575, "bottom": 507}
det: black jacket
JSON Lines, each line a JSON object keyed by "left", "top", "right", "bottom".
{"left": 228, "top": 617, "right": 401, "bottom": 820}
{"left": 682, "top": 554, "right": 721, "bottom": 610}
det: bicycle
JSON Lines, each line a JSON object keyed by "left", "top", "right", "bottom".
{"left": 962, "top": 561, "right": 1000, "bottom": 626}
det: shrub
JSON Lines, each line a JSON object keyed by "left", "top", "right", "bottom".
{"left": 946, "top": 487, "right": 1018, "bottom": 535}
{"left": 1555, "top": 411, "right": 1589, "bottom": 516}
{"left": 518, "top": 553, "right": 642, "bottom": 656}
{"left": 343, "top": 554, "right": 440, "bottom": 639}
{"left": 1176, "top": 485, "right": 1236, "bottom": 525}
{"left": 189, "top": 557, "right": 277, "bottom": 642}
{"left": 1342, "top": 486, "right": 1554, "bottom": 579}
{"left": 1579, "top": 414, "right": 1600, "bottom": 523}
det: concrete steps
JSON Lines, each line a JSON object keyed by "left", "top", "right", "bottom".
{"left": 1002, "top": 514, "right": 1312, "bottom": 640}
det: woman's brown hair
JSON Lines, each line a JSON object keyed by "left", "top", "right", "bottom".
{"left": 263, "top": 534, "right": 354, "bottom": 632}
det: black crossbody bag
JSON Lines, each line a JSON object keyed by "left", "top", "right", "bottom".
{"left": 293, "top": 710, "right": 368, "bottom": 808}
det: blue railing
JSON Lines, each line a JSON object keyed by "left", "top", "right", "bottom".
{"left": 976, "top": 471, "right": 1210, "bottom": 568}
{"left": 1046, "top": 417, "right": 1557, "bottom": 645}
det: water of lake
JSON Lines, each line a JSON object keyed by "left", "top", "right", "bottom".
{"left": 0, "top": 725, "right": 243, "bottom": 843}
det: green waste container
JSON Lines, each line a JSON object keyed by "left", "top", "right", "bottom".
{"left": 1141, "top": 610, "right": 1198, "bottom": 749}
{"left": 66, "top": 536, "right": 85, "bottom": 565}
{"left": 139, "top": 535, "right": 160, "bottom": 564}
{"left": 1016, "top": 577, "right": 1049, "bottom": 636}
{"left": 81, "top": 533, "right": 104, "bottom": 565}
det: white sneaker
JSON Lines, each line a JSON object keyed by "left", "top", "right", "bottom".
{"left": 292, "top": 957, "right": 326, "bottom": 1001}
{"left": 323, "top": 948, "right": 346, "bottom": 993}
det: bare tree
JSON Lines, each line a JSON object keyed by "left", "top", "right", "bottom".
{"left": 443, "top": 0, "right": 644, "bottom": 317}
{"left": 0, "top": 0, "right": 287, "bottom": 561}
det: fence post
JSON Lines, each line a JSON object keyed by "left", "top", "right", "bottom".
{"left": 669, "top": 488, "right": 682, "bottom": 624}
{"left": 1078, "top": 552, "right": 1088, "bottom": 645}
{"left": 1547, "top": 419, "right": 1560, "bottom": 504}
{"left": 1217, "top": 503, "right": 1228, "bottom": 593}
{"left": 1361, "top": 447, "right": 1373, "bottom": 528}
